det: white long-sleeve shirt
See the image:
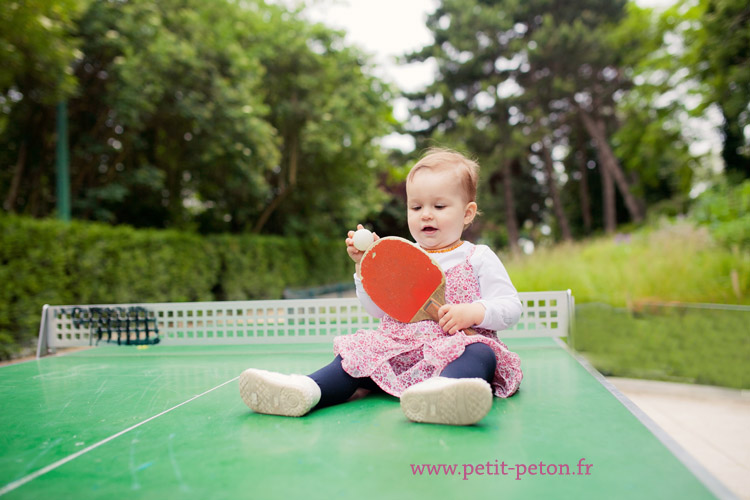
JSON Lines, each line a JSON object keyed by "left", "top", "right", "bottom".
{"left": 354, "top": 241, "right": 522, "bottom": 331}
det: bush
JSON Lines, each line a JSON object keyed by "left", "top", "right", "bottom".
{"left": 0, "top": 215, "right": 351, "bottom": 359}
{"left": 690, "top": 179, "right": 750, "bottom": 248}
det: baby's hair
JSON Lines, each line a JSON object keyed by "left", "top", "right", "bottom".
{"left": 407, "top": 148, "right": 480, "bottom": 204}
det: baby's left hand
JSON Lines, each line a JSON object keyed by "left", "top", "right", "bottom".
{"left": 437, "top": 303, "right": 486, "bottom": 335}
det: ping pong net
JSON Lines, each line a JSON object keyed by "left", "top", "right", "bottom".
{"left": 36, "top": 291, "right": 574, "bottom": 357}
{"left": 62, "top": 306, "right": 160, "bottom": 347}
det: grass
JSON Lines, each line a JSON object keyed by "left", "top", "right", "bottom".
{"left": 502, "top": 219, "right": 750, "bottom": 389}
{"left": 504, "top": 220, "right": 749, "bottom": 307}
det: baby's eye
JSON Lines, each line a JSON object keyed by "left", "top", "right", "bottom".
{"left": 410, "top": 205, "right": 422, "bottom": 211}
{"left": 435, "top": 204, "right": 446, "bottom": 210}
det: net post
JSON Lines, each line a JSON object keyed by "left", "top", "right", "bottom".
{"left": 36, "top": 305, "right": 53, "bottom": 358}
{"left": 566, "top": 289, "right": 576, "bottom": 349}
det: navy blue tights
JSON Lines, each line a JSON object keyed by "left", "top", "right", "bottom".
{"left": 308, "top": 342, "right": 497, "bottom": 410}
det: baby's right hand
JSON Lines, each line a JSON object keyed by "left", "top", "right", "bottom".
{"left": 345, "top": 224, "right": 379, "bottom": 265}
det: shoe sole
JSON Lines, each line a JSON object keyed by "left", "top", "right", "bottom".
{"left": 401, "top": 378, "right": 492, "bottom": 425}
{"left": 239, "top": 369, "right": 316, "bottom": 417}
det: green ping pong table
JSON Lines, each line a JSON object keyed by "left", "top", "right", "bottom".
{"left": 0, "top": 292, "right": 734, "bottom": 499}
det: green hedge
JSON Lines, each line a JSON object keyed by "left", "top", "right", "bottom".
{"left": 573, "top": 303, "right": 750, "bottom": 389}
{"left": 0, "top": 215, "right": 351, "bottom": 359}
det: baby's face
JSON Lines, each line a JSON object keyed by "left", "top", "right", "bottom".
{"left": 406, "top": 168, "right": 476, "bottom": 251}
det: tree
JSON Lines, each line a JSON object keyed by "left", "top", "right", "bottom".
{"left": 249, "top": 10, "right": 394, "bottom": 236}
{"left": 404, "top": 0, "right": 546, "bottom": 249}
{"left": 1, "top": 0, "right": 84, "bottom": 214}
{"left": 606, "top": 3, "right": 707, "bottom": 213}
{"left": 678, "top": 0, "right": 750, "bottom": 179}
{"left": 521, "top": 6, "right": 646, "bottom": 227}
{"left": 0, "top": 0, "right": 395, "bottom": 238}
{"left": 406, "top": 0, "right": 646, "bottom": 245}
{"left": 68, "top": 0, "right": 280, "bottom": 229}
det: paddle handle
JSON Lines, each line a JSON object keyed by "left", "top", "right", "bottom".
{"left": 411, "top": 283, "right": 477, "bottom": 336}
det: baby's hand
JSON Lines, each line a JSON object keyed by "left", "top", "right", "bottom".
{"left": 438, "top": 303, "right": 486, "bottom": 335}
{"left": 345, "top": 224, "right": 379, "bottom": 265}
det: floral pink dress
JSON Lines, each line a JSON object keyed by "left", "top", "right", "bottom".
{"left": 333, "top": 248, "right": 523, "bottom": 398}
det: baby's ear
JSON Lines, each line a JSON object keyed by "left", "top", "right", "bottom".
{"left": 464, "top": 202, "right": 478, "bottom": 225}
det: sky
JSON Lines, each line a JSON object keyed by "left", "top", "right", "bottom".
{"left": 293, "top": 0, "right": 720, "bottom": 156}
{"left": 302, "top": 0, "right": 439, "bottom": 94}
{"left": 300, "top": 0, "right": 440, "bottom": 149}
{"left": 301, "top": 0, "right": 678, "bottom": 95}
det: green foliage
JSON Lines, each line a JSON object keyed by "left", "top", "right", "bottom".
{"left": 0, "top": 0, "right": 87, "bottom": 215}
{"left": 610, "top": 3, "right": 700, "bottom": 202}
{"left": 0, "top": 0, "right": 394, "bottom": 238}
{"left": 505, "top": 214, "right": 750, "bottom": 388}
{"left": 698, "top": 0, "right": 750, "bottom": 177}
{"left": 211, "top": 234, "right": 350, "bottom": 300}
{"left": 406, "top": 0, "right": 694, "bottom": 245}
{"left": 69, "top": 0, "right": 280, "bottom": 229}
{"left": 249, "top": 12, "right": 394, "bottom": 236}
{"left": 690, "top": 179, "right": 750, "bottom": 248}
{"left": 0, "top": 0, "right": 83, "bottom": 101}
{"left": 574, "top": 303, "right": 750, "bottom": 389}
{"left": 0, "top": 215, "right": 351, "bottom": 359}
{"left": 664, "top": 0, "right": 750, "bottom": 178}
{"left": 504, "top": 219, "right": 750, "bottom": 306}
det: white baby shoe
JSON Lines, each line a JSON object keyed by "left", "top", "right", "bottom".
{"left": 239, "top": 368, "right": 321, "bottom": 417}
{"left": 400, "top": 377, "right": 492, "bottom": 425}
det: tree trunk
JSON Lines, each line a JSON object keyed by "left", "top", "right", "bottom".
{"left": 541, "top": 139, "right": 572, "bottom": 241}
{"left": 3, "top": 142, "right": 27, "bottom": 212}
{"left": 601, "top": 160, "right": 616, "bottom": 234}
{"left": 578, "top": 108, "right": 644, "bottom": 223}
{"left": 501, "top": 158, "right": 520, "bottom": 255}
{"left": 253, "top": 131, "right": 299, "bottom": 234}
{"left": 575, "top": 142, "right": 592, "bottom": 234}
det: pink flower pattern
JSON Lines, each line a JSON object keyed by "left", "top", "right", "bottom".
{"left": 333, "top": 249, "right": 523, "bottom": 398}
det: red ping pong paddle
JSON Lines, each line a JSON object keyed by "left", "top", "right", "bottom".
{"left": 358, "top": 236, "right": 476, "bottom": 335}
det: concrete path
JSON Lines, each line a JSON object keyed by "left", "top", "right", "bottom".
{"left": 609, "top": 378, "right": 750, "bottom": 500}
